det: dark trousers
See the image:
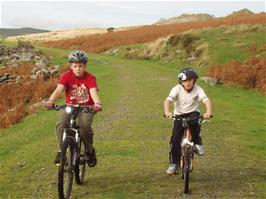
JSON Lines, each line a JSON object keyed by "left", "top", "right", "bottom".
{"left": 169, "top": 111, "right": 202, "bottom": 164}
{"left": 55, "top": 110, "right": 95, "bottom": 153}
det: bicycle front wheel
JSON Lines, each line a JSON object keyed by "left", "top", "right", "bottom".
{"left": 58, "top": 138, "right": 75, "bottom": 199}
{"left": 75, "top": 141, "right": 86, "bottom": 185}
{"left": 183, "top": 157, "right": 190, "bottom": 194}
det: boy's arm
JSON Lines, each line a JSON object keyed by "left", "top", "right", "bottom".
{"left": 90, "top": 88, "right": 101, "bottom": 105}
{"left": 44, "top": 84, "right": 65, "bottom": 108}
{"left": 164, "top": 98, "right": 173, "bottom": 118}
{"left": 49, "top": 84, "right": 65, "bottom": 102}
{"left": 90, "top": 88, "right": 102, "bottom": 112}
{"left": 203, "top": 99, "right": 212, "bottom": 119}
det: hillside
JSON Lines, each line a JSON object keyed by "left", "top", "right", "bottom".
{"left": 0, "top": 27, "right": 49, "bottom": 37}
{"left": 44, "top": 13, "right": 266, "bottom": 53}
{"left": 4, "top": 26, "right": 139, "bottom": 42}
{"left": 106, "top": 25, "right": 266, "bottom": 68}
{"left": 105, "top": 24, "right": 266, "bottom": 94}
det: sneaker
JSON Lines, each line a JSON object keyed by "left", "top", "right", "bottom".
{"left": 54, "top": 151, "right": 61, "bottom": 166}
{"left": 195, "top": 144, "right": 204, "bottom": 156}
{"left": 166, "top": 164, "right": 180, "bottom": 175}
{"left": 86, "top": 147, "right": 97, "bottom": 167}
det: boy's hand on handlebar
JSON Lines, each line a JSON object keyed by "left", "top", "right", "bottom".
{"left": 44, "top": 100, "right": 54, "bottom": 109}
{"left": 203, "top": 113, "right": 212, "bottom": 119}
{"left": 92, "top": 104, "right": 102, "bottom": 113}
{"left": 164, "top": 112, "right": 173, "bottom": 119}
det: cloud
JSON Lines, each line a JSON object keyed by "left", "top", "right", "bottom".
{"left": 1, "top": 1, "right": 265, "bottom": 30}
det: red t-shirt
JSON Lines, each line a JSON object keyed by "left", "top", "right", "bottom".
{"left": 59, "top": 70, "right": 97, "bottom": 106}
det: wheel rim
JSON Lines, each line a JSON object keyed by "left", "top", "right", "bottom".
{"left": 63, "top": 146, "right": 74, "bottom": 198}
{"left": 79, "top": 144, "right": 86, "bottom": 182}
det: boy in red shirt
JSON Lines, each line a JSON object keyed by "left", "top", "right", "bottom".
{"left": 45, "top": 50, "right": 101, "bottom": 167}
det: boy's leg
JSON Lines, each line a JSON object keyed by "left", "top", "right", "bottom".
{"left": 169, "top": 119, "right": 184, "bottom": 165}
{"left": 54, "top": 110, "right": 71, "bottom": 165}
{"left": 78, "top": 112, "right": 95, "bottom": 151}
{"left": 167, "top": 118, "right": 184, "bottom": 174}
{"left": 55, "top": 110, "right": 71, "bottom": 148}
{"left": 78, "top": 112, "right": 97, "bottom": 167}
{"left": 189, "top": 111, "right": 201, "bottom": 144}
{"left": 189, "top": 112, "right": 204, "bottom": 155}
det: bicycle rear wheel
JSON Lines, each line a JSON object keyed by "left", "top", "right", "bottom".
{"left": 75, "top": 141, "right": 86, "bottom": 185}
{"left": 58, "top": 138, "right": 75, "bottom": 199}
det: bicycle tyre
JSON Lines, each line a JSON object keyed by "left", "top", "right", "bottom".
{"left": 75, "top": 141, "right": 86, "bottom": 185}
{"left": 58, "top": 138, "right": 75, "bottom": 199}
{"left": 183, "top": 158, "right": 190, "bottom": 194}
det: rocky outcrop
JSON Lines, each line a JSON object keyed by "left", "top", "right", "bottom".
{"left": 0, "top": 41, "right": 60, "bottom": 81}
{"left": 0, "top": 40, "right": 45, "bottom": 66}
{"left": 0, "top": 73, "right": 20, "bottom": 84}
{"left": 228, "top": 9, "right": 254, "bottom": 17}
{"left": 30, "top": 63, "right": 59, "bottom": 80}
{"left": 155, "top": 13, "right": 215, "bottom": 25}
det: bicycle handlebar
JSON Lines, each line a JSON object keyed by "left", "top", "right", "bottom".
{"left": 50, "top": 104, "right": 94, "bottom": 113}
{"left": 172, "top": 115, "right": 213, "bottom": 120}
{"left": 164, "top": 114, "right": 213, "bottom": 121}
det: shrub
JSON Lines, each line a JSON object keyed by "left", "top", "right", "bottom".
{"left": 208, "top": 57, "right": 266, "bottom": 94}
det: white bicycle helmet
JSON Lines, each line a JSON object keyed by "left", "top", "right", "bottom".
{"left": 68, "top": 49, "right": 88, "bottom": 64}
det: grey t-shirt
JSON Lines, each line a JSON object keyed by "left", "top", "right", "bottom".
{"left": 167, "top": 84, "right": 208, "bottom": 115}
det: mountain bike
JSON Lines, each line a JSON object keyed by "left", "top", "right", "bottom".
{"left": 172, "top": 115, "right": 212, "bottom": 194}
{"left": 52, "top": 104, "right": 94, "bottom": 199}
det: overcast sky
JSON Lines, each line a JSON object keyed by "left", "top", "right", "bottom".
{"left": 1, "top": 1, "right": 265, "bottom": 31}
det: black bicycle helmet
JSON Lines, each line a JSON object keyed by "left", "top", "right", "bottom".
{"left": 177, "top": 67, "right": 198, "bottom": 84}
{"left": 68, "top": 49, "right": 88, "bottom": 64}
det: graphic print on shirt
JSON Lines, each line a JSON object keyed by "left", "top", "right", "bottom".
{"left": 69, "top": 84, "right": 90, "bottom": 103}
{"left": 193, "top": 95, "right": 199, "bottom": 101}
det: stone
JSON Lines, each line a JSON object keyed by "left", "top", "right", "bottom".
{"left": 200, "top": 76, "right": 221, "bottom": 86}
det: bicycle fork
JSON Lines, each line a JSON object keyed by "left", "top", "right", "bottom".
{"left": 62, "top": 128, "right": 80, "bottom": 169}
{"left": 181, "top": 128, "right": 194, "bottom": 172}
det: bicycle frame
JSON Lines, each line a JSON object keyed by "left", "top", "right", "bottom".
{"left": 52, "top": 104, "right": 93, "bottom": 198}
{"left": 180, "top": 117, "right": 195, "bottom": 173}
{"left": 172, "top": 115, "right": 201, "bottom": 194}
{"left": 56, "top": 104, "right": 93, "bottom": 157}
{"left": 171, "top": 114, "right": 211, "bottom": 194}
{"left": 62, "top": 107, "right": 81, "bottom": 166}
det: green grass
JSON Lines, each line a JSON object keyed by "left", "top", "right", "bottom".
{"left": 199, "top": 25, "right": 266, "bottom": 65}
{"left": 1, "top": 49, "right": 266, "bottom": 198}
{"left": 0, "top": 39, "right": 18, "bottom": 47}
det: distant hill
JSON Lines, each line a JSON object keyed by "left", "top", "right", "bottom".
{"left": 0, "top": 27, "right": 49, "bottom": 37}
{"left": 154, "top": 13, "right": 215, "bottom": 25}
{"left": 228, "top": 8, "right": 254, "bottom": 17}
{"left": 154, "top": 9, "right": 256, "bottom": 25}
{"left": 5, "top": 26, "right": 138, "bottom": 42}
